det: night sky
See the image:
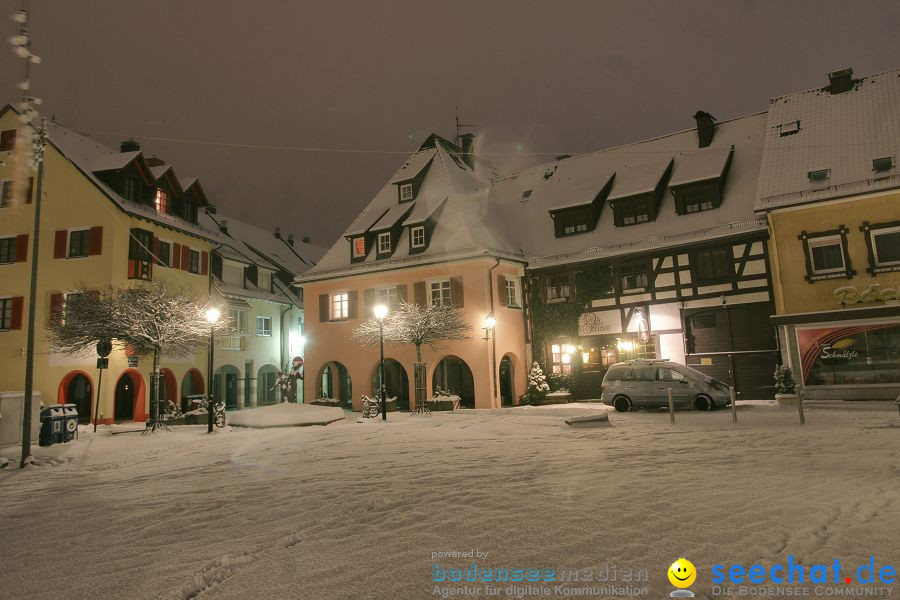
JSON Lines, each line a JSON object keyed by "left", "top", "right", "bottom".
{"left": 2, "top": 0, "right": 898, "bottom": 249}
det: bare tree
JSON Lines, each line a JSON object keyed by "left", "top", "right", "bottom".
{"left": 47, "top": 282, "right": 228, "bottom": 431}
{"left": 352, "top": 302, "right": 472, "bottom": 410}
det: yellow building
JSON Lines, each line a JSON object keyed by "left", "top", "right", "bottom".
{"left": 756, "top": 68, "right": 900, "bottom": 400}
{"left": 0, "top": 105, "right": 216, "bottom": 425}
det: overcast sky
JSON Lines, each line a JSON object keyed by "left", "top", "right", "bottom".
{"left": 2, "top": 0, "right": 898, "bottom": 248}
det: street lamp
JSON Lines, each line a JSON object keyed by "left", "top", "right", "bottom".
{"left": 205, "top": 306, "right": 221, "bottom": 433}
{"left": 483, "top": 314, "right": 497, "bottom": 402}
{"left": 373, "top": 304, "right": 389, "bottom": 421}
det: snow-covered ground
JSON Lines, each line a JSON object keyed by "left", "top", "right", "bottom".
{"left": 0, "top": 402, "right": 897, "bottom": 600}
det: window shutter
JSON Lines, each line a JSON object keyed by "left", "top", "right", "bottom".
{"left": 396, "top": 284, "right": 408, "bottom": 303}
{"left": 49, "top": 293, "right": 64, "bottom": 325}
{"left": 15, "top": 234, "right": 28, "bottom": 262}
{"left": 450, "top": 277, "right": 464, "bottom": 308}
{"left": 89, "top": 226, "right": 103, "bottom": 255}
{"left": 181, "top": 245, "right": 190, "bottom": 271}
{"left": 171, "top": 243, "right": 181, "bottom": 269}
{"left": 201, "top": 251, "right": 209, "bottom": 275}
{"left": 413, "top": 281, "right": 426, "bottom": 305}
{"left": 26, "top": 177, "right": 34, "bottom": 204}
{"left": 10, "top": 296, "right": 24, "bottom": 329}
{"left": 152, "top": 237, "right": 160, "bottom": 263}
{"left": 319, "top": 294, "right": 329, "bottom": 322}
{"left": 497, "top": 275, "right": 508, "bottom": 307}
{"left": 364, "top": 288, "right": 375, "bottom": 317}
{"left": 348, "top": 291, "right": 358, "bottom": 319}
{"left": 53, "top": 230, "right": 67, "bottom": 259}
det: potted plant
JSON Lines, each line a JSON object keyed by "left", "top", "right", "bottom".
{"left": 774, "top": 364, "right": 799, "bottom": 406}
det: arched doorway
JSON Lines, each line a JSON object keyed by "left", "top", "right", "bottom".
{"left": 432, "top": 356, "right": 475, "bottom": 408}
{"left": 180, "top": 369, "right": 204, "bottom": 412}
{"left": 257, "top": 364, "right": 278, "bottom": 406}
{"left": 59, "top": 371, "right": 92, "bottom": 424}
{"left": 499, "top": 355, "right": 514, "bottom": 407}
{"left": 214, "top": 365, "right": 240, "bottom": 410}
{"left": 371, "top": 359, "right": 410, "bottom": 411}
{"left": 114, "top": 370, "right": 145, "bottom": 422}
{"left": 318, "top": 361, "right": 352, "bottom": 408}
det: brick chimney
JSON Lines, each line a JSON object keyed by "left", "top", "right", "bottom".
{"left": 459, "top": 133, "right": 475, "bottom": 169}
{"left": 274, "top": 227, "right": 282, "bottom": 239}
{"left": 219, "top": 219, "right": 228, "bottom": 234}
{"left": 828, "top": 68, "right": 854, "bottom": 94}
{"left": 302, "top": 235, "right": 311, "bottom": 244}
{"left": 693, "top": 111, "right": 717, "bottom": 148}
{"left": 287, "top": 233, "right": 294, "bottom": 246}
{"left": 120, "top": 138, "right": 140, "bottom": 153}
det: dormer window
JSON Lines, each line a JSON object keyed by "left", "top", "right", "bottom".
{"left": 352, "top": 237, "right": 366, "bottom": 258}
{"left": 779, "top": 121, "right": 800, "bottom": 136}
{"left": 410, "top": 226, "right": 425, "bottom": 248}
{"left": 399, "top": 183, "right": 414, "bottom": 202}
{"left": 873, "top": 156, "right": 894, "bottom": 173}
{"left": 808, "top": 169, "right": 830, "bottom": 183}
{"left": 377, "top": 232, "right": 391, "bottom": 254}
{"left": 674, "top": 182, "right": 719, "bottom": 214}
{"left": 123, "top": 177, "right": 139, "bottom": 202}
{"left": 154, "top": 189, "right": 168, "bottom": 214}
{"left": 617, "top": 199, "right": 651, "bottom": 226}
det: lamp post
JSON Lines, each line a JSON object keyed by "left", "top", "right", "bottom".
{"left": 373, "top": 304, "right": 388, "bottom": 421}
{"left": 205, "top": 307, "right": 221, "bottom": 433}
{"left": 483, "top": 314, "right": 497, "bottom": 403}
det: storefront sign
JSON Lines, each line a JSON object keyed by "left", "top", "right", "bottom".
{"left": 833, "top": 283, "right": 897, "bottom": 305}
{"left": 796, "top": 323, "right": 899, "bottom": 386}
{"left": 579, "top": 311, "right": 622, "bottom": 336}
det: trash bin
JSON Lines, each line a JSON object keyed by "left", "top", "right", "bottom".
{"left": 39, "top": 404, "right": 79, "bottom": 447}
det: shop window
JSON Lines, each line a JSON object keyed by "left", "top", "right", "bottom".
{"left": 549, "top": 343, "right": 574, "bottom": 374}
{"left": 799, "top": 323, "right": 900, "bottom": 386}
{"left": 799, "top": 227, "right": 854, "bottom": 282}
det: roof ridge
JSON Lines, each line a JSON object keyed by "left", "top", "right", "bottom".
{"left": 768, "top": 66, "right": 900, "bottom": 103}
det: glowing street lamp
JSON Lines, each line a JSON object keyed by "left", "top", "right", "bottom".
{"left": 373, "top": 304, "right": 388, "bottom": 421}
{"left": 205, "top": 306, "right": 221, "bottom": 433}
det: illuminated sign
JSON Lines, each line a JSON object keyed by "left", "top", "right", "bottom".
{"left": 833, "top": 283, "right": 897, "bottom": 305}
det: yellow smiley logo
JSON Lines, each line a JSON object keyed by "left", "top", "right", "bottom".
{"left": 668, "top": 558, "right": 697, "bottom": 588}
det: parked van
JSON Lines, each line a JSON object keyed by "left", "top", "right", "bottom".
{"left": 600, "top": 359, "right": 731, "bottom": 412}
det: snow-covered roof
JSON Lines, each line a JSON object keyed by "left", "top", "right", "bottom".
{"left": 88, "top": 151, "right": 141, "bottom": 173}
{"left": 669, "top": 147, "right": 732, "bottom": 187}
{"left": 755, "top": 67, "right": 900, "bottom": 211}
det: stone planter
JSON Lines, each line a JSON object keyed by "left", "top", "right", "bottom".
{"left": 534, "top": 391, "right": 572, "bottom": 405}
{"left": 775, "top": 393, "right": 799, "bottom": 407}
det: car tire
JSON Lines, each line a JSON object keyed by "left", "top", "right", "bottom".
{"left": 613, "top": 396, "right": 632, "bottom": 412}
{"left": 694, "top": 395, "right": 713, "bottom": 411}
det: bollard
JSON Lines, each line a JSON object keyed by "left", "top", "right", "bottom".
{"left": 667, "top": 388, "right": 675, "bottom": 424}
{"left": 729, "top": 385, "right": 738, "bottom": 424}
{"left": 798, "top": 389, "right": 805, "bottom": 425}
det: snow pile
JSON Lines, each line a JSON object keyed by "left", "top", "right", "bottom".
{"left": 227, "top": 402, "right": 345, "bottom": 428}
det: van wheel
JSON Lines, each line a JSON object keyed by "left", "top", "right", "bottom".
{"left": 613, "top": 396, "right": 632, "bottom": 412}
{"left": 694, "top": 395, "right": 713, "bottom": 411}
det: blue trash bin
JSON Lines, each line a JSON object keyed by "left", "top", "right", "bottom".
{"left": 39, "top": 404, "right": 79, "bottom": 446}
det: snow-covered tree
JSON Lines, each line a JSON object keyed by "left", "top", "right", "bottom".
{"left": 47, "top": 282, "right": 230, "bottom": 430}
{"left": 521, "top": 362, "right": 550, "bottom": 405}
{"left": 351, "top": 301, "right": 471, "bottom": 408}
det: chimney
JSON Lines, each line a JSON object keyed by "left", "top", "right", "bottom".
{"left": 145, "top": 156, "right": 165, "bottom": 167}
{"left": 274, "top": 227, "right": 282, "bottom": 239}
{"left": 287, "top": 233, "right": 294, "bottom": 246}
{"left": 693, "top": 111, "right": 717, "bottom": 148}
{"left": 302, "top": 235, "right": 311, "bottom": 244}
{"left": 828, "top": 67, "right": 854, "bottom": 94}
{"left": 120, "top": 138, "right": 140, "bottom": 153}
{"left": 219, "top": 219, "right": 228, "bottom": 234}
{"left": 459, "top": 133, "right": 475, "bottom": 169}
{"left": 205, "top": 204, "right": 217, "bottom": 215}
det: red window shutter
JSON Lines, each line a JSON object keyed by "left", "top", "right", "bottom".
{"left": 15, "top": 234, "right": 28, "bottom": 262}
{"left": 127, "top": 259, "right": 136, "bottom": 279}
{"left": 348, "top": 291, "right": 358, "bottom": 319}
{"left": 26, "top": 177, "right": 34, "bottom": 204}
{"left": 53, "top": 230, "right": 68, "bottom": 259}
{"left": 181, "top": 245, "right": 190, "bottom": 271}
{"left": 171, "top": 243, "right": 181, "bottom": 269}
{"left": 11, "top": 296, "right": 24, "bottom": 329}
{"left": 152, "top": 237, "right": 160, "bottom": 263}
{"left": 450, "top": 277, "right": 464, "bottom": 308}
{"left": 49, "top": 293, "right": 64, "bottom": 325}
{"left": 89, "top": 226, "right": 103, "bottom": 255}
{"left": 201, "top": 251, "right": 209, "bottom": 275}
{"left": 413, "top": 282, "right": 426, "bottom": 305}
{"left": 319, "top": 294, "right": 329, "bottom": 322}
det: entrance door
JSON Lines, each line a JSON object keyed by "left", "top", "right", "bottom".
{"left": 499, "top": 357, "right": 513, "bottom": 406}
{"left": 67, "top": 374, "right": 92, "bottom": 423}
{"left": 115, "top": 374, "right": 135, "bottom": 421}
{"left": 225, "top": 372, "right": 237, "bottom": 409}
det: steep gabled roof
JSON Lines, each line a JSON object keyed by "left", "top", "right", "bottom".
{"left": 755, "top": 67, "right": 900, "bottom": 211}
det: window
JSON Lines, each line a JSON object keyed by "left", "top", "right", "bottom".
{"left": 0, "top": 237, "right": 16, "bottom": 263}
{"left": 547, "top": 275, "right": 572, "bottom": 301}
{"left": 679, "top": 184, "right": 717, "bottom": 213}
{"left": 123, "top": 177, "right": 139, "bottom": 202}
{"left": 0, "top": 129, "right": 15, "bottom": 151}
{"left": 257, "top": 270, "right": 272, "bottom": 292}
{"left": 154, "top": 189, "right": 168, "bottom": 214}
{"left": 430, "top": 280, "right": 451, "bottom": 306}
{"left": 808, "top": 236, "right": 845, "bottom": 274}
{"left": 156, "top": 241, "right": 170, "bottom": 267}
{"left": 410, "top": 226, "right": 425, "bottom": 248}
{"left": 504, "top": 278, "right": 521, "bottom": 308}
{"left": 656, "top": 368, "right": 686, "bottom": 383}
{"left": 399, "top": 183, "right": 414, "bottom": 202}
{"left": 808, "top": 169, "right": 830, "bottom": 182}
{"left": 618, "top": 262, "right": 649, "bottom": 291}
{"left": 521, "top": 190, "right": 532, "bottom": 200}
{"left": 554, "top": 208, "right": 592, "bottom": 237}
{"left": 618, "top": 200, "right": 651, "bottom": 226}
{"left": 0, "top": 298, "right": 12, "bottom": 329}
{"left": 778, "top": 121, "right": 800, "bottom": 136}
{"left": 693, "top": 247, "right": 734, "bottom": 283}
{"left": 68, "top": 229, "right": 91, "bottom": 258}
{"left": 229, "top": 308, "right": 249, "bottom": 334}
{"left": 872, "top": 228, "right": 900, "bottom": 266}
{"left": 377, "top": 232, "right": 391, "bottom": 254}
{"left": 873, "top": 157, "right": 894, "bottom": 173}
{"left": 549, "top": 343, "right": 573, "bottom": 375}
{"left": 376, "top": 285, "right": 399, "bottom": 310}
{"left": 187, "top": 249, "right": 200, "bottom": 274}
{"left": 332, "top": 292, "right": 349, "bottom": 319}
{"left": 256, "top": 316, "right": 272, "bottom": 336}
{"left": 0, "top": 181, "right": 13, "bottom": 208}
{"left": 352, "top": 237, "right": 366, "bottom": 258}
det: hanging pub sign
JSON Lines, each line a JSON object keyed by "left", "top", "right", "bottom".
{"left": 796, "top": 323, "right": 900, "bottom": 386}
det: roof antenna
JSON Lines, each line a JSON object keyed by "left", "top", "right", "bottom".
{"left": 455, "top": 104, "right": 475, "bottom": 146}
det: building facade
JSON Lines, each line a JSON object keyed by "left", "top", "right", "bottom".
{"left": 756, "top": 68, "right": 900, "bottom": 400}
